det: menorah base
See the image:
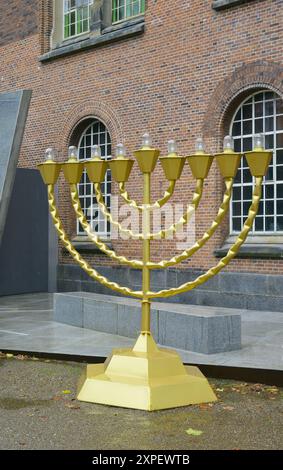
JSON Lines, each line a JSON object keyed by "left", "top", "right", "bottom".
{"left": 77, "top": 333, "right": 217, "bottom": 411}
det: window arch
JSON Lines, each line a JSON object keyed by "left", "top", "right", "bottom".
{"left": 230, "top": 90, "right": 283, "bottom": 234}
{"left": 77, "top": 119, "right": 111, "bottom": 238}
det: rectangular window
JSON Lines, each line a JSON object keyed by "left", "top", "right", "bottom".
{"left": 112, "top": 0, "right": 145, "bottom": 24}
{"left": 64, "top": 0, "right": 93, "bottom": 40}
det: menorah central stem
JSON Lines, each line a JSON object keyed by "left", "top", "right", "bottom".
{"left": 141, "top": 172, "right": 151, "bottom": 334}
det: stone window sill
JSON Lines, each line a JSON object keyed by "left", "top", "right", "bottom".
{"left": 39, "top": 17, "right": 145, "bottom": 62}
{"left": 214, "top": 235, "right": 283, "bottom": 259}
{"left": 63, "top": 236, "right": 113, "bottom": 254}
{"left": 212, "top": 0, "right": 256, "bottom": 10}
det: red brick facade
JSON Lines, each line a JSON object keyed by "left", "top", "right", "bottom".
{"left": 0, "top": 0, "right": 283, "bottom": 278}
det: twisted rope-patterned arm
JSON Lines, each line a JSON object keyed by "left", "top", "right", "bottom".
{"left": 69, "top": 184, "right": 143, "bottom": 268}
{"left": 119, "top": 180, "right": 176, "bottom": 211}
{"left": 146, "top": 177, "right": 262, "bottom": 298}
{"left": 147, "top": 178, "right": 234, "bottom": 269}
{"left": 47, "top": 185, "right": 143, "bottom": 298}
{"left": 94, "top": 179, "right": 204, "bottom": 240}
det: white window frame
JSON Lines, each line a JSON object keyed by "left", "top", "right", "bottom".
{"left": 230, "top": 90, "right": 283, "bottom": 234}
{"left": 63, "top": 0, "right": 93, "bottom": 40}
{"left": 112, "top": 0, "right": 145, "bottom": 24}
{"left": 77, "top": 119, "right": 112, "bottom": 239}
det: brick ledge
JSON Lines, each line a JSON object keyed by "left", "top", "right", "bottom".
{"left": 39, "top": 21, "right": 144, "bottom": 62}
{"left": 212, "top": 0, "right": 256, "bottom": 10}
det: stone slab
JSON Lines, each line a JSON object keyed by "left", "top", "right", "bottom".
{"left": 54, "top": 292, "right": 241, "bottom": 354}
{"left": 0, "top": 90, "right": 32, "bottom": 245}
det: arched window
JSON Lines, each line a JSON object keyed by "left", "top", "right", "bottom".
{"left": 230, "top": 90, "right": 283, "bottom": 233}
{"left": 77, "top": 119, "right": 111, "bottom": 237}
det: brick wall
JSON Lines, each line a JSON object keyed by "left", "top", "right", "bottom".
{"left": 0, "top": 0, "right": 283, "bottom": 278}
{"left": 0, "top": 0, "right": 38, "bottom": 47}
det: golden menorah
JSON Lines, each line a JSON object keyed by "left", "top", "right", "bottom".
{"left": 38, "top": 132, "right": 271, "bottom": 411}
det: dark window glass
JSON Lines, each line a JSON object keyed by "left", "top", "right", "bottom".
{"left": 255, "top": 217, "right": 263, "bottom": 231}
{"left": 265, "top": 184, "right": 274, "bottom": 199}
{"left": 243, "top": 104, "right": 252, "bottom": 119}
{"left": 243, "top": 186, "right": 252, "bottom": 200}
{"left": 233, "top": 186, "right": 241, "bottom": 201}
{"left": 243, "top": 120, "right": 252, "bottom": 135}
{"left": 255, "top": 119, "right": 263, "bottom": 133}
{"left": 232, "top": 218, "right": 242, "bottom": 231}
{"left": 276, "top": 133, "right": 283, "bottom": 148}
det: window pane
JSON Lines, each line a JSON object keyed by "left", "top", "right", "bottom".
{"left": 265, "top": 101, "right": 274, "bottom": 116}
{"left": 255, "top": 119, "right": 263, "bottom": 133}
{"left": 243, "top": 120, "right": 252, "bottom": 135}
{"left": 243, "top": 137, "right": 252, "bottom": 151}
{"left": 232, "top": 122, "right": 241, "bottom": 135}
{"left": 276, "top": 99, "right": 283, "bottom": 115}
{"left": 277, "top": 184, "right": 283, "bottom": 198}
{"left": 265, "top": 117, "right": 274, "bottom": 132}
{"left": 276, "top": 133, "right": 283, "bottom": 148}
{"left": 277, "top": 217, "right": 283, "bottom": 230}
{"left": 243, "top": 104, "right": 252, "bottom": 119}
{"left": 255, "top": 217, "right": 263, "bottom": 231}
{"left": 243, "top": 186, "right": 252, "bottom": 200}
{"left": 265, "top": 217, "right": 274, "bottom": 231}
{"left": 232, "top": 218, "right": 242, "bottom": 232}
{"left": 233, "top": 186, "right": 241, "bottom": 200}
{"left": 265, "top": 200, "right": 274, "bottom": 215}
{"left": 255, "top": 102, "right": 263, "bottom": 117}
{"left": 277, "top": 166, "right": 283, "bottom": 181}
{"left": 265, "top": 184, "right": 274, "bottom": 199}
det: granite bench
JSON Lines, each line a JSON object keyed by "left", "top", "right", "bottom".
{"left": 54, "top": 292, "right": 241, "bottom": 354}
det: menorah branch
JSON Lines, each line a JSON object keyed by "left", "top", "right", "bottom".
{"left": 145, "top": 176, "right": 263, "bottom": 298}
{"left": 94, "top": 179, "right": 203, "bottom": 240}
{"left": 118, "top": 180, "right": 176, "bottom": 211}
{"left": 69, "top": 184, "right": 144, "bottom": 268}
{"left": 146, "top": 177, "right": 234, "bottom": 269}
{"left": 47, "top": 184, "right": 143, "bottom": 298}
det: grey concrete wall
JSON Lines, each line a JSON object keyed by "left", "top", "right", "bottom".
{"left": 54, "top": 292, "right": 241, "bottom": 354}
{"left": 57, "top": 263, "right": 283, "bottom": 313}
{"left": 0, "top": 90, "right": 32, "bottom": 245}
{"left": 0, "top": 168, "right": 49, "bottom": 296}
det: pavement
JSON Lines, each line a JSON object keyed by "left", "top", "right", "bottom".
{"left": 0, "top": 293, "right": 283, "bottom": 370}
{"left": 0, "top": 356, "right": 282, "bottom": 450}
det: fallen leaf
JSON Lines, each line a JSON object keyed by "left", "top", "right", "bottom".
{"left": 186, "top": 428, "right": 203, "bottom": 436}
{"left": 52, "top": 396, "right": 63, "bottom": 401}
{"left": 216, "top": 388, "right": 224, "bottom": 392}
{"left": 16, "top": 354, "right": 28, "bottom": 361}
{"left": 222, "top": 406, "right": 235, "bottom": 411}
{"left": 6, "top": 353, "right": 14, "bottom": 359}
{"left": 65, "top": 403, "right": 80, "bottom": 410}
{"left": 266, "top": 387, "right": 278, "bottom": 394}
{"left": 198, "top": 404, "right": 212, "bottom": 410}
{"left": 62, "top": 390, "right": 72, "bottom": 395}
{"left": 32, "top": 357, "right": 39, "bottom": 361}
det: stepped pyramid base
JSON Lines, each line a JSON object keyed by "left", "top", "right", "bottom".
{"left": 77, "top": 333, "right": 217, "bottom": 411}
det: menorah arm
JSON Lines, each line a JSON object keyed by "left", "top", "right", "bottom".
{"left": 146, "top": 176, "right": 262, "bottom": 298}
{"left": 94, "top": 180, "right": 203, "bottom": 240}
{"left": 147, "top": 178, "right": 234, "bottom": 269}
{"left": 69, "top": 184, "right": 143, "bottom": 268}
{"left": 119, "top": 180, "right": 176, "bottom": 211}
{"left": 47, "top": 184, "right": 143, "bottom": 298}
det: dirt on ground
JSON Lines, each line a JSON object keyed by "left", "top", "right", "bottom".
{"left": 0, "top": 353, "right": 282, "bottom": 450}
